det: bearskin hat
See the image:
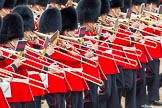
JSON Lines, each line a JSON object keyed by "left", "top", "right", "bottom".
{"left": 0, "top": 0, "right": 6, "bottom": 10}
{"left": 61, "top": 6, "right": 78, "bottom": 33}
{"left": 12, "top": 5, "right": 35, "bottom": 31}
{"left": 77, "top": 0, "right": 101, "bottom": 25}
{"left": 38, "top": 8, "right": 62, "bottom": 33}
{"left": 56, "top": 0, "right": 68, "bottom": 5}
{"left": 15, "top": 0, "right": 28, "bottom": 6}
{"left": 121, "top": 0, "right": 132, "bottom": 12}
{"left": 48, "top": 0, "right": 68, "bottom": 5}
{"left": 110, "top": 0, "right": 123, "bottom": 8}
{"left": 0, "top": 14, "right": 24, "bottom": 44}
{"left": 0, "top": 17, "right": 3, "bottom": 31}
{"left": 36, "top": 0, "right": 49, "bottom": 7}
{"left": 147, "top": 0, "right": 160, "bottom": 5}
{"left": 100, "top": 0, "right": 110, "bottom": 15}
{"left": 28, "top": 0, "right": 36, "bottom": 5}
{"left": 3, "top": 0, "right": 17, "bottom": 8}
{"left": 132, "top": 0, "right": 147, "bottom": 5}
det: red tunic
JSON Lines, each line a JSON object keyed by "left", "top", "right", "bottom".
{"left": 112, "top": 27, "right": 134, "bottom": 67}
{"left": 1, "top": 50, "right": 45, "bottom": 102}
{"left": 81, "top": 31, "right": 102, "bottom": 83}
{"left": 0, "top": 88, "right": 10, "bottom": 108}
{"left": 98, "top": 41, "right": 119, "bottom": 75}
{"left": 143, "top": 27, "right": 162, "bottom": 60}
{"left": 50, "top": 50, "right": 85, "bottom": 92}
{"left": 113, "top": 26, "right": 140, "bottom": 69}
{"left": 135, "top": 42, "right": 148, "bottom": 63}
{"left": 26, "top": 43, "right": 46, "bottom": 96}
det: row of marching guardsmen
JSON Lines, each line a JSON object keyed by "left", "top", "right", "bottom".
{"left": 1, "top": 0, "right": 162, "bottom": 108}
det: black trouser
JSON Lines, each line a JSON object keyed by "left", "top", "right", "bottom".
{"left": 123, "top": 69, "right": 137, "bottom": 108}
{"left": 159, "top": 73, "right": 162, "bottom": 88}
{"left": 45, "top": 93, "right": 65, "bottom": 108}
{"left": 84, "top": 82, "right": 99, "bottom": 108}
{"left": 66, "top": 91, "right": 83, "bottom": 108}
{"left": 99, "top": 74, "right": 120, "bottom": 108}
{"left": 116, "top": 66, "right": 125, "bottom": 107}
{"left": 28, "top": 96, "right": 42, "bottom": 108}
{"left": 147, "top": 58, "right": 160, "bottom": 102}
{"left": 9, "top": 102, "right": 30, "bottom": 108}
{"left": 136, "top": 63, "right": 147, "bottom": 107}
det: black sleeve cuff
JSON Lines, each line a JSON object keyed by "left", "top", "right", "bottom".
{"left": 99, "top": 36, "right": 104, "bottom": 40}
{"left": 81, "top": 55, "right": 86, "bottom": 64}
{"left": 11, "top": 64, "right": 18, "bottom": 73}
{"left": 42, "top": 66, "right": 48, "bottom": 74}
{"left": 106, "top": 40, "right": 112, "bottom": 48}
{"left": 129, "top": 27, "right": 136, "bottom": 33}
{"left": 81, "top": 43, "right": 87, "bottom": 49}
{"left": 91, "top": 49, "right": 96, "bottom": 53}
{"left": 130, "top": 37, "right": 135, "bottom": 44}
{"left": 91, "top": 49, "right": 96, "bottom": 56}
{"left": 139, "top": 31, "right": 144, "bottom": 36}
{"left": 45, "top": 53, "right": 51, "bottom": 62}
{"left": 152, "top": 24, "right": 156, "bottom": 27}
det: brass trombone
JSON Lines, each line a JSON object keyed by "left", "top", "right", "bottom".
{"left": 27, "top": 45, "right": 104, "bottom": 86}
{"left": 0, "top": 68, "right": 46, "bottom": 90}
{"left": 59, "top": 38, "right": 138, "bottom": 67}
{"left": 23, "top": 41, "right": 105, "bottom": 86}
{"left": 25, "top": 42, "right": 105, "bottom": 86}
{"left": 104, "top": 17, "right": 160, "bottom": 47}
{"left": 0, "top": 47, "right": 65, "bottom": 79}
{"left": 33, "top": 31, "right": 98, "bottom": 67}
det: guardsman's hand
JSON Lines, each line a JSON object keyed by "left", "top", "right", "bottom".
{"left": 49, "top": 63, "right": 60, "bottom": 73}
{"left": 85, "top": 51, "right": 94, "bottom": 58}
{"left": 13, "top": 59, "right": 21, "bottom": 68}
{"left": 131, "top": 20, "right": 140, "bottom": 28}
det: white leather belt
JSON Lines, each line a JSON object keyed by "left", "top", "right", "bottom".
{"left": 0, "top": 80, "right": 11, "bottom": 98}
{"left": 63, "top": 68, "right": 82, "bottom": 72}
{"left": 28, "top": 71, "right": 48, "bottom": 88}
{"left": 122, "top": 46, "right": 136, "bottom": 51}
{"left": 144, "top": 36, "right": 154, "bottom": 40}
{"left": 139, "top": 39, "right": 145, "bottom": 44}
{"left": 90, "top": 56, "right": 98, "bottom": 61}
{"left": 28, "top": 71, "right": 39, "bottom": 75}
{"left": 40, "top": 73, "right": 48, "bottom": 88}
{"left": 13, "top": 78, "right": 29, "bottom": 83}
{"left": 153, "top": 37, "right": 161, "bottom": 41}
{"left": 103, "top": 49, "right": 112, "bottom": 54}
